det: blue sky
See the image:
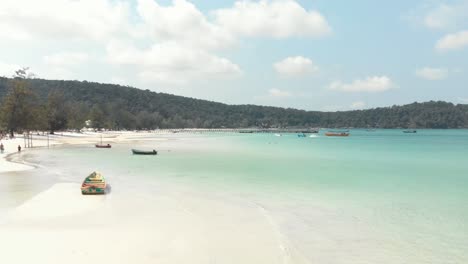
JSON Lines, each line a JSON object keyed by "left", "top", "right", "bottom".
{"left": 0, "top": 0, "right": 467, "bottom": 111}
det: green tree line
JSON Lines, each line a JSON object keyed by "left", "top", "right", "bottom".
{"left": 1, "top": 73, "right": 468, "bottom": 135}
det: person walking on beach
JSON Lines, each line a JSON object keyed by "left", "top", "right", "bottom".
{"left": 0, "top": 143, "right": 4, "bottom": 154}
{"left": 18, "top": 145, "right": 21, "bottom": 152}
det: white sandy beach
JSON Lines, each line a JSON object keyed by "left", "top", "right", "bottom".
{"left": 0, "top": 131, "right": 308, "bottom": 264}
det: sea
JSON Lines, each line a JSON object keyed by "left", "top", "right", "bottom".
{"left": 1, "top": 129, "right": 468, "bottom": 263}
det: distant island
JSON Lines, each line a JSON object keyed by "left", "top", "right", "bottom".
{"left": 1, "top": 77, "right": 467, "bottom": 134}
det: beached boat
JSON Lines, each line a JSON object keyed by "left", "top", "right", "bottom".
{"left": 403, "top": 130, "right": 417, "bottom": 133}
{"left": 325, "top": 132, "right": 350, "bottom": 137}
{"left": 132, "top": 149, "right": 157, "bottom": 155}
{"left": 81, "top": 171, "right": 106, "bottom": 195}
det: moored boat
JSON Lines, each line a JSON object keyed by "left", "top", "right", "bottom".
{"left": 95, "top": 144, "right": 111, "bottom": 148}
{"left": 403, "top": 130, "right": 417, "bottom": 133}
{"left": 302, "top": 130, "right": 319, "bottom": 134}
{"left": 132, "top": 149, "right": 157, "bottom": 155}
{"left": 81, "top": 171, "right": 107, "bottom": 195}
{"left": 325, "top": 132, "right": 350, "bottom": 137}
{"left": 95, "top": 135, "right": 111, "bottom": 148}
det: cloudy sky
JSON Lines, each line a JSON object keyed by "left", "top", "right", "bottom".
{"left": 0, "top": 0, "right": 467, "bottom": 111}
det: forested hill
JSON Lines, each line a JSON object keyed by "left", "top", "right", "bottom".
{"left": 1, "top": 77, "right": 468, "bottom": 129}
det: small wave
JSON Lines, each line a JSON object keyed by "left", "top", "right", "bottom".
{"left": 253, "top": 202, "right": 311, "bottom": 264}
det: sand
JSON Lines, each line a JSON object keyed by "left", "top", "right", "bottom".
{"left": 0, "top": 183, "right": 308, "bottom": 264}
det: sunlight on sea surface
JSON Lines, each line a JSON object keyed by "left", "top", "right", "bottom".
{"left": 2, "top": 130, "right": 468, "bottom": 263}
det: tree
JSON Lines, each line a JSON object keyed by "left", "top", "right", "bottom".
{"left": 66, "top": 102, "right": 88, "bottom": 131}
{"left": 0, "top": 69, "right": 40, "bottom": 137}
{"left": 46, "top": 90, "right": 67, "bottom": 134}
{"left": 1, "top": 77, "right": 468, "bottom": 129}
{"left": 88, "top": 105, "right": 105, "bottom": 130}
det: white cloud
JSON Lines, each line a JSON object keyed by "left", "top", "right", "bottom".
{"left": 136, "top": 0, "right": 235, "bottom": 50}
{"left": 268, "top": 88, "right": 292, "bottom": 98}
{"left": 0, "top": 62, "right": 21, "bottom": 77}
{"left": 436, "top": 30, "right": 468, "bottom": 51}
{"left": 107, "top": 41, "right": 242, "bottom": 85}
{"left": 273, "top": 56, "right": 318, "bottom": 77}
{"left": 214, "top": 0, "right": 331, "bottom": 38}
{"left": 44, "top": 52, "right": 90, "bottom": 67}
{"left": 110, "top": 77, "right": 129, "bottom": 86}
{"left": 328, "top": 76, "right": 394, "bottom": 93}
{"left": 350, "top": 101, "right": 366, "bottom": 110}
{"left": 0, "top": 0, "right": 332, "bottom": 88}
{"left": 422, "top": 2, "right": 468, "bottom": 30}
{"left": 0, "top": 0, "right": 132, "bottom": 42}
{"left": 415, "top": 67, "right": 448, "bottom": 80}
{"left": 35, "top": 67, "right": 74, "bottom": 80}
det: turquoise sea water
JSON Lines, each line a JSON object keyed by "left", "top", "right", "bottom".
{"left": 3, "top": 130, "right": 468, "bottom": 263}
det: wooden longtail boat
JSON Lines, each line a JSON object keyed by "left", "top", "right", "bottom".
{"left": 132, "top": 149, "right": 158, "bottom": 155}
{"left": 302, "top": 130, "right": 319, "bottom": 134}
{"left": 325, "top": 132, "right": 350, "bottom": 137}
{"left": 81, "top": 171, "right": 107, "bottom": 195}
{"left": 95, "top": 135, "right": 111, "bottom": 148}
{"left": 95, "top": 144, "right": 111, "bottom": 148}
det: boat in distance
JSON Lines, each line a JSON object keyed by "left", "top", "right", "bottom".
{"left": 95, "top": 135, "right": 111, "bottom": 148}
{"left": 132, "top": 149, "right": 158, "bottom": 155}
{"left": 325, "top": 132, "right": 350, "bottom": 137}
{"left": 403, "top": 130, "right": 417, "bottom": 133}
{"left": 95, "top": 144, "right": 111, "bottom": 148}
{"left": 81, "top": 171, "right": 107, "bottom": 195}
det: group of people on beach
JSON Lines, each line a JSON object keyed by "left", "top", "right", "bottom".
{"left": 0, "top": 143, "right": 22, "bottom": 154}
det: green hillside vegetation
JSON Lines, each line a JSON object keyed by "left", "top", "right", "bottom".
{"left": 1, "top": 76, "right": 468, "bottom": 135}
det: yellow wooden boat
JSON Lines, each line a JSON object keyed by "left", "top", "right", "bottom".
{"left": 81, "top": 171, "right": 107, "bottom": 195}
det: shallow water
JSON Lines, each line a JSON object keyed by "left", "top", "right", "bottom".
{"left": 2, "top": 130, "right": 468, "bottom": 263}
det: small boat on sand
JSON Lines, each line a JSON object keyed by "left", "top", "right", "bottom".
{"left": 325, "top": 132, "right": 350, "bottom": 137}
{"left": 81, "top": 171, "right": 107, "bottom": 195}
{"left": 403, "top": 130, "right": 417, "bottom": 133}
{"left": 132, "top": 149, "right": 157, "bottom": 155}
